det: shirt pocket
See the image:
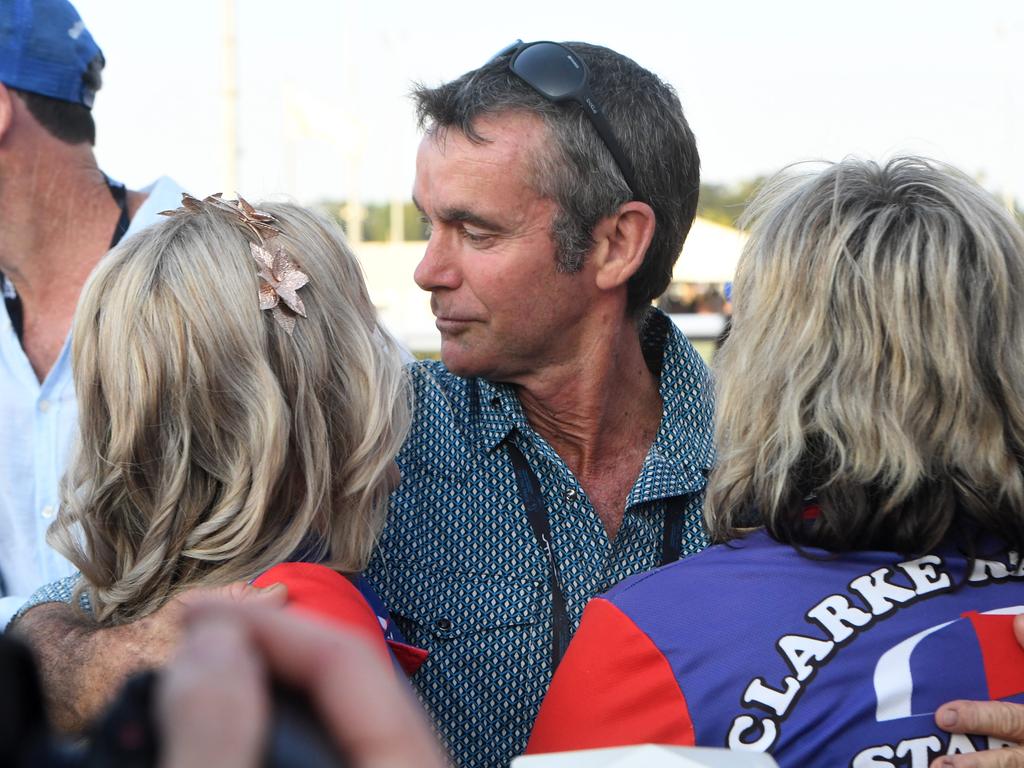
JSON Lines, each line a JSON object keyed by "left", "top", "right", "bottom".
{"left": 385, "top": 566, "right": 545, "bottom": 650}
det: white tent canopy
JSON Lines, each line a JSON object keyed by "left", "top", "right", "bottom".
{"left": 672, "top": 217, "right": 747, "bottom": 284}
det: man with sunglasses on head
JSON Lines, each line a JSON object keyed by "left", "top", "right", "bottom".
{"left": 9, "top": 38, "right": 706, "bottom": 762}
{"left": 362, "top": 40, "right": 713, "bottom": 766}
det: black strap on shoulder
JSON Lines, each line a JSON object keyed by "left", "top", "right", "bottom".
{"left": 106, "top": 177, "right": 131, "bottom": 249}
{"left": 508, "top": 441, "right": 687, "bottom": 671}
{"left": 2, "top": 275, "right": 23, "bottom": 342}
{"left": 508, "top": 442, "right": 571, "bottom": 671}
{"left": 662, "top": 496, "right": 686, "bottom": 564}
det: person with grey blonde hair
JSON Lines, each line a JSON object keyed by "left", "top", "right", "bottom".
{"left": 13, "top": 195, "right": 422, "bottom": 729}
{"left": 529, "top": 157, "right": 1024, "bottom": 767}
{"left": 49, "top": 198, "right": 410, "bottom": 623}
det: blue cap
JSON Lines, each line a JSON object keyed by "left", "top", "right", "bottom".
{"left": 0, "top": 0, "right": 104, "bottom": 108}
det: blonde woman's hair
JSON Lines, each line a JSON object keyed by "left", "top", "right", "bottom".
{"left": 49, "top": 201, "right": 411, "bottom": 624}
{"left": 707, "top": 156, "right": 1024, "bottom": 554}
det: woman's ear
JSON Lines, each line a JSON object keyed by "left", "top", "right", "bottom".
{"left": 590, "top": 201, "right": 656, "bottom": 291}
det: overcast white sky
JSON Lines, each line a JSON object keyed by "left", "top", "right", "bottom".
{"left": 71, "top": 0, "right": 1023, "bottom": 209}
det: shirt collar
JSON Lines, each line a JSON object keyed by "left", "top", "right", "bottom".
{"left": 631, "top": 308, "right": 717, "bottom": 505}
{"left": 470, "top": 309, "right": 716, "bottom": 501}
{"left": 473, "top": 377, "right": 522, "bottom": 453}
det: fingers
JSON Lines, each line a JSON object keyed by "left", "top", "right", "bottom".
{"left": 937, "top": 701, "right": 1024, "bottom": 743}
{"left": 932, "top": 701, "right": 1024, "bottom": 768}
{"left": 1015, "top": 614, "right": 1024, "bottom": 649}
{"left": 177, "top": 580, "right": 289, "bottom": 610}
{"left": 157, "top": 613, "right": 270, "bottom": 768}
{"left": 930, "top": 745, "right": 1024, "bottom": 768}
{"left": 182, "top": 600, "right": 447, "bottom": 768}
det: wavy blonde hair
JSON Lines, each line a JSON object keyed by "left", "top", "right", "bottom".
{"left": 707, "top": 157, "right": 1024, "bottom": 554}
{"left": 49, "top": 202, "right": 411, "bottom": 624}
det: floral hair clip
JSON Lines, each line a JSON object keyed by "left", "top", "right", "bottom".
{"left": 160, "top": 193, "right": 310, "bottom": 334}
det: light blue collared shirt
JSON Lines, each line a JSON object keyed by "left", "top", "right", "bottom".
{"left": 0, "top": 177, "right": 187, "bottom": 627}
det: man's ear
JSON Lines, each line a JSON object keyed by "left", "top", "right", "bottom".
{"left": 0, "top": 84, "right": 14, "bottom": 144}
{"left": 591, "top": 201, "right": 657, "bottom": 291}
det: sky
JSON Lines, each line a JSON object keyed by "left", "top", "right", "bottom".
{"left": 71, "top": 0, "right": 1023, "bottom": 210}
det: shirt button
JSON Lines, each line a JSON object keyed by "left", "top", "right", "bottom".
{"left": 41, "top": 505, "right": 55, "bottom": 519}
{"left": 39, "top": 399, "right": 51, "bottom": 413}
{"left": 564, "top": 488, "right": 580, "bottom": 503}
{"left": 434, "top": 618, "right": 453, "bottom": 632}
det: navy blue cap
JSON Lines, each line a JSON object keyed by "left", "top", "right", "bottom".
{"left": 0, "top": 0, "right": 104, "bottom": 108}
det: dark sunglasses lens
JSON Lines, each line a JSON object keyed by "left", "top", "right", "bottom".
{"left": 512, "top": 42, "right": 586, "bottom": 100}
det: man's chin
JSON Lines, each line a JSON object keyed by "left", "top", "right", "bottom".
{"left": 439, "top": 342, "right": 490, "bottom": 379}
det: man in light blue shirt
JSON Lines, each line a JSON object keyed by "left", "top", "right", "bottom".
{"left": 0, "top": 0, "right": 185, "bottom": 626}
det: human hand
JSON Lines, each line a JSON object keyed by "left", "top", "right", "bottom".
{"left": 930, "top": 614, "right": 1024, "bottom": 768}
{"left": 8, "top": 580, "right": 287, "bottom": 735}
{"left": 138, "top": 580, "right": 290, "bottom": 663}
{"left": 157, "top": 612, "right": 269, "bottom": 768}
{"left": 157, "top": 599, "right": 448, "bottom": 768}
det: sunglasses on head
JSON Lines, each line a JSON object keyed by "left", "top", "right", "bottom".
{"left": 495, "top": 40, "right": 640, "bottom": 201}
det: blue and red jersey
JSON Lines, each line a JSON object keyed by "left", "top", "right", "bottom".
{"left": 528, "top": 531, "right": 1024, "bottom": 767}
{"left": 254, "top": 562, "right": 427, "bottom": 677}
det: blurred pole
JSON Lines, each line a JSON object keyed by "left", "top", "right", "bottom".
{"left": 390, "top": 199, "right": 404, "bottom": 242}
{"left": 223, "top": 0, "right": 239, "bottom": 192}
{"left": 341, "top": 202, "right": 365, "bottom": 244}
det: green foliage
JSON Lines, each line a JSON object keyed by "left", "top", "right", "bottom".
{"left": 316, "top": 201, "right": 429, "bottom": 241}
{"left": 696, "top": 177, "right": 766, "bottom": 229}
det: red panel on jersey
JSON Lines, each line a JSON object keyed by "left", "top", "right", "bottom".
{"left": 526, "top": 597, "right": 696, "bottom": 754}
{"left": 964, "top": 611, "right": 1024, "bottom": 701}
{"left": 254, "top": 562, "right": 393, "bottom": 670}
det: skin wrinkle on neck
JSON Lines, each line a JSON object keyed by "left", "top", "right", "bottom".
{"left": 514, "top": 311, "right": 663, "bottom": 540}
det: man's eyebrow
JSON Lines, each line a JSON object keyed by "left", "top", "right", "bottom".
{"left": 411, "top": 196, "right": 508, "bottom": 232}
{"left": 438, "top": 207, "right": 507, "bottom": 233}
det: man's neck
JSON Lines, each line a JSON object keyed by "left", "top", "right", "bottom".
{"left": 0, "top": 148, "right": 127, "bottom": 380}
{"left": 515, "top": 314, "right": 663, "bottom": 538}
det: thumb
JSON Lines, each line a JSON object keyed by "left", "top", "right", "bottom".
{"left": 251, "top": 581, "right": 288, "bottom": 607}
{"left": 1014, "top": 613, "right": 1024, "bottom": 649}
{"left": 179, "top": 581, "right": 289, "bottom": 611}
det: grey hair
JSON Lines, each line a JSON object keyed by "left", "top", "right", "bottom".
{"left": 707, "top": 156, "right": 1024, "bottom": 556}
{"left": 48, "top": 202, "right": 411, "bottom": 624}
{"left": 413, "top": 41, "right": 700, "bottom": 314}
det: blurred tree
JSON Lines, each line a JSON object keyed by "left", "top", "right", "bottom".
{"left": 696, "top": 177, "right": 766, "bottom": 229}
{"left": 317, "top": 201, "right": 430, "bottom": 241}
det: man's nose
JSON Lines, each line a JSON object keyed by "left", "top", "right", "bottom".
{"left": 414, "top": 232, "right": 461, "bottom": 292}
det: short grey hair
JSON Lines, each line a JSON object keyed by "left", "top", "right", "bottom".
{"left": 414, "top": 42, "right": 700, "bottom": 315}
{"left": 708, "top": 156, "right": 1024, "bottom": 557}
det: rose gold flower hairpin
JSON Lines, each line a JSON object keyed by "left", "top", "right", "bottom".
{"left": 160, "top": 193, "right": 310, "bottom": 334}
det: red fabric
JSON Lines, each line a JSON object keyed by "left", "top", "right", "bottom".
{"left": 526, "top": 597, "right": 696, "bottom": 754}
{"left": 388, "top": 639, "right": 430, "bottom": 677}
{"left": 254, "top": 562, "right": 394, "bottom": 672}
{"left": 964, "top": 611, "right": 1024, "bottom": 700}
{"left": 802, "top": 503, "right": 822, "bottom": 520}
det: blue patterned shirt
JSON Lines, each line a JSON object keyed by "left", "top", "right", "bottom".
{"left": 365, "top": 309, "right": 715, "bottom": 767}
